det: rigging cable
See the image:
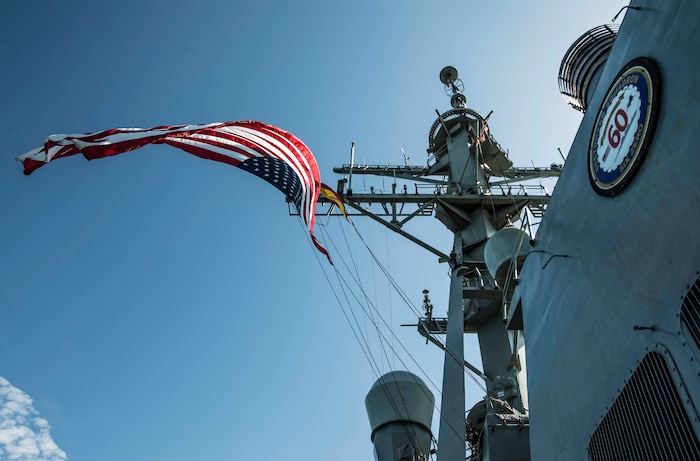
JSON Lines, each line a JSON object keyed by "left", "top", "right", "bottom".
{"left": 305, "top": 219, "right": 434, "bottom": 456}
{"left": 314, "top": 216, "right": 488, "bottom": 446}
{"left": 338, "top": 216, "right": 393, "bottom": 373}
{"left": 307, "top": 217, "right": 469, "bottom": 445}
{"left": 345, "top": 217, "right": 489, "bottom": 393}
{"left": 346, "top": 220, "right": 486, "bottom": 385}
{"left": 385, "top": 228, "right": 395, "bottom": 370}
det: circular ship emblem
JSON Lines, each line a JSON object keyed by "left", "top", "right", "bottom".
{"left": 589, "top": 57, "right": 661, "bottom": 195}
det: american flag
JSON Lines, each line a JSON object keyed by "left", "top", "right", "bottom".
{"left": 16, "top": 120, "right": 331, "bottom": 260}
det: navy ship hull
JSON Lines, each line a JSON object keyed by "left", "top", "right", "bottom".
{"left": 516, "top": 0, "right": 700, "bottom": 458}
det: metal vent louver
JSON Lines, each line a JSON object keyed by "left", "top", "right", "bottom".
{"left": 588, "top": 351, "right": 700, "bottom": 460}
{"left": 558, "top": 24, "right": 620, "bottom": 112}
{"left": 681, "top": 276, "right": 700, "bottom": 352}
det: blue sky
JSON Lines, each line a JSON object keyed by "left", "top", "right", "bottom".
{"left": 1, "top": 1, "right": 627, "bottom": 459}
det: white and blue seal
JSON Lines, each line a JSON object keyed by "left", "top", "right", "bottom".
{"left": 589, "top": 57, "right": 661, "bottom": 196}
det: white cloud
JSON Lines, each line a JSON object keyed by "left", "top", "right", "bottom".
{"left": 0, "top": 377, "right": 67, "bottom": 461}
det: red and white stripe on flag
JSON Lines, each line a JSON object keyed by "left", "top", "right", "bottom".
{"left": 16, "top": 120, "right": 332, "bottom": 262}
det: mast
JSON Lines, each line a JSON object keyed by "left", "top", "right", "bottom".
{"left": 429, "top": 66, "right": 531, "bottom": 460}
{"left": 311, "top": 66, "right": 559, "bottom": 460}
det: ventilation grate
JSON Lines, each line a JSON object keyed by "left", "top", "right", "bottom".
{"left": 681, "top": 276, "right": 700, "bottom": 351}
{"left": 588, "top": 351, "right": 700, "bottom": 460}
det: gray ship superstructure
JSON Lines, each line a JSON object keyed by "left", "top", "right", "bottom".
{"left": 516, "top": 0, "right": 700, "bottom": 459}
{"left": 316, "top": 0, "right": 700, "bottom": 459}
{"left": 329, "top": 65, "right": 555, "bottom": 459}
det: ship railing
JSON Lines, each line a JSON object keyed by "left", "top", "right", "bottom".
{"left": 306, "top": 182, "right": 552, "bottom": 220}
{"left": 487, "top": 183, "right": 550, "bottom": 197}
{"left": 462, "top": 264, "right": 498, "bottom": 291}
{"left": 328, "top": 182, "right": 550, "bottom": 197}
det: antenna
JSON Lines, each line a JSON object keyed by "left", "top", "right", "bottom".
{"left": 439, "top": 66, "right": 466, "bottom": 108}
{"left": 439, "top": 66, "right": 459, "bottom": 86}
{"left": 401, "top": 148, "right": 410, "bottom": 166}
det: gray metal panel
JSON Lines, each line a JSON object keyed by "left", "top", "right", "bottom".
{"left": 517, "top": 0, "right": 700, "bottom": 458}
{"left": 481, "top": 413, "right": 530, "bottom": 461}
